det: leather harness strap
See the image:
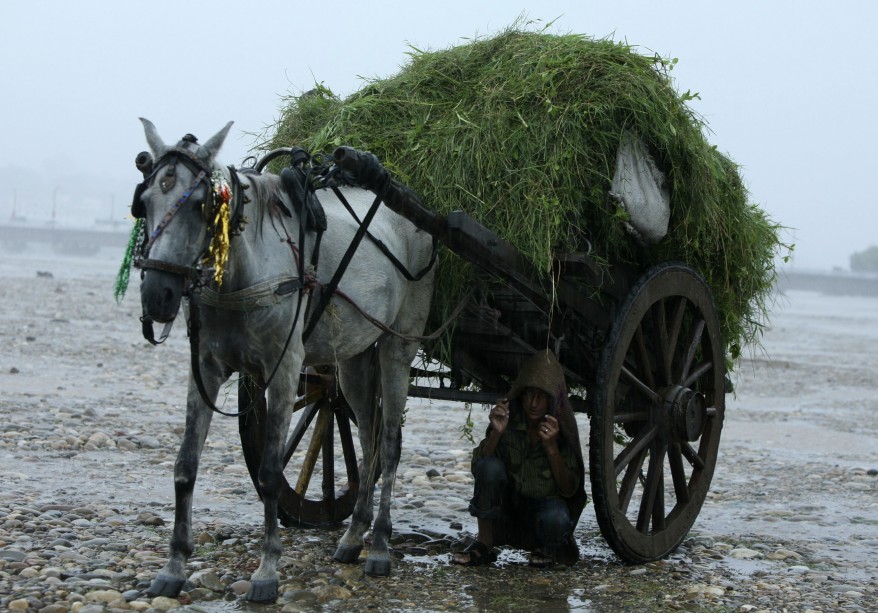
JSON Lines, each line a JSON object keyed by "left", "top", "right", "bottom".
{"left": 300, "top": 179, "right": 389, "bottom": 342}
{"left": 330, "top": 184, "right": 438, "bottom": 282}
{"left": 137, "top": 258, "right": 201, "bottom": 279}
{"left": 198, "top": 276, "right": 302, "bottom": 311}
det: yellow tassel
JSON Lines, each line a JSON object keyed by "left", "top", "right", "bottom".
{"left": 209, "top": 200, "right": 230, "bottom": 286}
{"left": 207, "top": 171, "right": 232, "bottom": 287}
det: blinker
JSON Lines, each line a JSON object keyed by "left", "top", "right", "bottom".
{"left": 160, "top": 166, "right": 177, "bottom": 193}
{"left": 135, "top": 151, "right": 154, "bottom": 176}
{"left": 131, "top": 182, "right": 147, "bottom": 219}
{"left": 132, "top": 151, "right": 153, "bottom": 219}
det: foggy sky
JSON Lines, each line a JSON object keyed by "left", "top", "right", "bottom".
{"left": 2, "top": 0, "right": 876, "bottom": 271}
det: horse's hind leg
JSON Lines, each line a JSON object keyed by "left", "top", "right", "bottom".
{"left": 334, "top": 349, "right": 379, "bottom": 564}
{"left": 362, "top": 336, "right": 417, "bottom": 577}
{"left": 246, "top": 370, "right": 297, "bottom": 603}
{"left": 147, "top": 378, "right": 216, "bottom": 597}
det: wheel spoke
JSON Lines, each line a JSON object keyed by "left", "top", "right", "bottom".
{"left": 652, "top": 299, "right": 672, "bottom": 385}
{"left": 678, "top": 317, "right": 706, "bottom": 383}
{"left": 652, "top": 468, "right": 666, "bottom": 532}
{"left": 618, "top": 447, "right": 648, "bottom": 514}
{"left": 284, "top": 402, "right": 319, "bottom": 465}
{"left": 668, "top": 442, "right": 690, "bottom": 504}
{"left": 614, "top": 424, "right": 658, "bottom": 478}
{"left": 682, "top": 360, "right": 713, "bottom": 389}
{"left": 295, "top": 403, "right": 333, "bottom": 496}
{"left": 680, "top": 441, "right": 706, "bottom": 471}
{"left": 620, "top": 365, "right": 661, "bottom": 404}
{"left": 614, "top": 409, "right": 650, "bottom": 423}
{"left": 637, "top": 440, "right": 667, "bottom": 533}
{"left": 667, "top": 297, "right": 688, "bottom": 358}
{"left": 321, "top": 408, "right": 336, "bottom": 504}
{"left": 293, "top": 387, "right": 325, "bottom": 413}
{"left": 337, "top": 408, "right": 360, "bottom": 481}
{"left": 633, "top": 325, "right": 656, "bottom": 391}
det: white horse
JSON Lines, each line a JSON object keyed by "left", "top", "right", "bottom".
{"left": 133, "top": 119, "right": 435, "bottom": 602}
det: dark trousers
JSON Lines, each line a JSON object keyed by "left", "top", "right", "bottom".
{"left": 468, "top": 456, "right": 575, "bottom": 557}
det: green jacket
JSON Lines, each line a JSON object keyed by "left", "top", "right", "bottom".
{"left": 472, "top": 407, "right": 580, "bottom": 499}
{"left": 471, "top": 350, "right": 588, "bottom": 520}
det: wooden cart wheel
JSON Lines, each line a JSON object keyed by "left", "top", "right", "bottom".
{"left": 589, "top": 262, "right": 726, "bottom": 563}
{"left": 238, "top": 370, "right": 360, "bottom": 527}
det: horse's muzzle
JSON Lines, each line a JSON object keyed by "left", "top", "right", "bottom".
{"left": 141, "top": 269, "right": 185, "bottom": 323}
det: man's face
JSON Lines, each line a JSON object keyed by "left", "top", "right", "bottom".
{"left": 522, "top": 387, "right": 550, "bottom": 421}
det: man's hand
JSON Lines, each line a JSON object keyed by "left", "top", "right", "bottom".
{"left": 489, "top": 399, "right": 510, "bottom": 435}
{"left": 539, "top": 414, "right": 576, "bottom": 496}
{"left": 538, "top": 414, "right": 560, "bottom": 448}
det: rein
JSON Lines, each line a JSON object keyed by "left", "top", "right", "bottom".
{"left": 326, "top": 282, "right": 474, "bottom": 344}
{"left": 188, "top": 278, "right": 307, "bottom": 418}
{"left": 191, "top": 151, "right": 318, "bottom": 418}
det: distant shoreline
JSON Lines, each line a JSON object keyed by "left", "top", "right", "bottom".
{"left": 776, "top": 269, "right": 878, "bottom": 297}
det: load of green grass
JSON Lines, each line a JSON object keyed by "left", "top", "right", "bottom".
{"left": 268, "top": 25, "right": 788, "bottom": 366}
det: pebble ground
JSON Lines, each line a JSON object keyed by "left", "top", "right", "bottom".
{"left": 1, "top": 257, "right": 876, "bottom": 612}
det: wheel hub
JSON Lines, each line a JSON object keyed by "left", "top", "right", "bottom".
{"left": 664, "top": 385, "right": 707, "bottom": 441}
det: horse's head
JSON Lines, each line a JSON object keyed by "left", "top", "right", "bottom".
{"left": 133, "top": 118, "right": 233, "bottom": 324}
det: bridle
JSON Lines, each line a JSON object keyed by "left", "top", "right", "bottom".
{"left": 132, "top": 135, "right": 242, "bottom": 285}
{"left": 131, "top": 135, "right": 246, "bottom": 344}
{"left": 137, "top": 166, "right": 208, "bottom": 278}
{"left": 131, "top": 136, "right": 307, "bottom": 418}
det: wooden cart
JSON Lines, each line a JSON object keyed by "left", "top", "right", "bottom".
{"left": 237, "top": 147, "right": 726, "bottom": 564}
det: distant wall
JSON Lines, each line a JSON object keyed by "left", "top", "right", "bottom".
{"left": 0, "top": 223, "right": 129, "bottom": 256}
{"left": 776, "top": 270, "right": 878, "bottom": 297}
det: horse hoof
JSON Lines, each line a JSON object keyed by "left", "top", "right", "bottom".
{"left": 247, "top": 579, "right": 278, "bottom": 603}
{"left": 333, "top": 544, "right": 363, "bottom": 564}
{"left": 145, "top": 574, "right": 186, "bottom": 598}
{"left": 364, "top": 557, "right": 391, "bottom": 577}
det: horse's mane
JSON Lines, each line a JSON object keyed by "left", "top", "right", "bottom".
{"left": 151, "top": 137, "right": 289, "bottom": 237}
{"left": 236, "top": 169, "right": 290, "bottom": 236}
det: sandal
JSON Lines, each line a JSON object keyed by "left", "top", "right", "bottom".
{"left": 452, "top": 541, "right": 497, "bottom": 566}
{"left": 528, "top": 550, "right": 555, "bottom": 568}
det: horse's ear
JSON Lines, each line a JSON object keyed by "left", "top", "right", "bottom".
{"left": 201, "top": 121, "right": 234, "bottom": 161}
{"left": 139, "top": 117, "right": 166, "bottom": 156}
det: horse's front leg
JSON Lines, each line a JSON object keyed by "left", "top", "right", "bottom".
{"left": 147, "top": 375, "right": 217, "bottom": 597}
{"left": 246, "top": 366, "right": 297, "bottom": 603}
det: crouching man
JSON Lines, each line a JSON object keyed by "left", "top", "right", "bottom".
{"left": 453, "top": 350, "right": 587, "bottom": 567}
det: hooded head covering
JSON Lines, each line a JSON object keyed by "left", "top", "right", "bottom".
{"left": 508, "top": 350, "right": 588, "bottom": 522}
